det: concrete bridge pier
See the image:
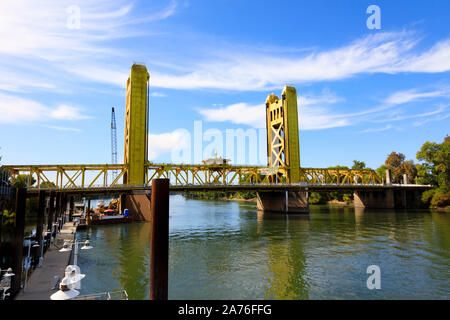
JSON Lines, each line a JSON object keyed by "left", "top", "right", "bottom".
{"left": 353, "top": 170, "right": 424, "bottom": 209}
{"left": 257, "top": 191, "right": 309, "bottom": 213}
{"left": 354, "top": 169, "right": 395, "bottom": 209}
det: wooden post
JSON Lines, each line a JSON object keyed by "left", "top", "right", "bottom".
{"left": 69, "top": 196, "right": 74, "bottom": 222}
{"left": 54, "top": 192, "right": 60, "bottom": 237}
{"left": 47, "top": 191, "right": 55, "bottom": 232}
{"left": 12, "top": 188, "right": 27, "bottom": 297}
{"left": 87, "top": 198, "right": 91, "bottom": 222}
{"left": 35, "top": 190, "right": 46, "bottom": 260}
{"left": 149, "top": 179, "right": 169, "bottom": 300}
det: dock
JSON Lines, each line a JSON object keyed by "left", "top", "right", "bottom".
{"left": 15, "top": 222, "right": 77, "bottom": 300}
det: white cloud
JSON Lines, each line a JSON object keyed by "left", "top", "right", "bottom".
{"left": 361, "top": 124, "right": 393, "bottom": 133}
{"left": 197, "top": 90, "right": 351, "bottom": 130}
{"left": 0, "top": 0, "right": 178, "bottom": 93}
{"left": 43, "top": 125, "right": 82, "bottom": 132}
{"left": 198, "top": 103, "right": 265, "bottom": 128}
{"left": 148, "top": 32, "right": 450, "bottom": 91}
{"left": 150, "top": 92, "right": 168, "bottom": 98}
{"left": 50, "top": 105, "right": 90, "bottom": 120}
{"left": 0, "top": 93, "right": 89, "bottom": 123}
{"left": 148, "top": 130, "right": 189, "bottom": 160}
{"left": 412, "top": 113, "right": 450, "bottom": 127}
{"left": 383, "top": 88, "right": 450, "bottom": 105}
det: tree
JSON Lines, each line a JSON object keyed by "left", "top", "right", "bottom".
{"left": 352, "top": 160, "right": 366, "bottom": 170}
{"left": 416, "top": 139, "right": 450, "bottom": 190}
{"left": 13, "top": 174, "right": 36, "bottom": 188}
{"left": 376, "top": 164, "right": 387, "bottom": 181}
{"left": 40, "top": 181, "right": 56, "bottom": 188}
{"left": 416, "top": 137, "right": 450, "bottom": 208}
{"left": 384, "top": 152, "right": 417, "bottom": 183}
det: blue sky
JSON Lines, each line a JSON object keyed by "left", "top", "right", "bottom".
{"left": 0, "top": 0, "right": 449, "bottom": 170}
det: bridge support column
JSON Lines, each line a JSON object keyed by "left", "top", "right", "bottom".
{"left": 257, "top": 191, "right": 309, "bottom": 213}
{"left": 121, "top": 192, "right": 152, "bottom": 221}
{"left": 353, "top": 190, "right": 395, "bottom": 209}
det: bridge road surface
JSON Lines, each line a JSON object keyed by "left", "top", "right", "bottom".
{"left": 15, "top": 222, "right": 77, "bottom": 300}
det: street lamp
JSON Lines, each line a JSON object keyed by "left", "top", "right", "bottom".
{"left": 23, "top": 237, "right": 39, "bottom": 292}
{"left": 0, "top": 268, "right": 15, "bottom": 300}
{"left": 58, "top": 239, "right": 93, "bottom": 266}
{"left": 50, "top": 276, "right": 80, "bottom": 300}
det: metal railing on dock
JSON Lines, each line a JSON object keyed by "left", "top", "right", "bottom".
{"left": 73, "top": 290, "right": 128, "bottom": 300}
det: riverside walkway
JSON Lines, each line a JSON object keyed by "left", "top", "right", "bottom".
{"left": 15, "top": 222, "right": 77, "bottom": 300}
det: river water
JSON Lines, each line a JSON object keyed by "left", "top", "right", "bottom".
{"left": 75, "top": 195, "right": 449, "bottom": 300}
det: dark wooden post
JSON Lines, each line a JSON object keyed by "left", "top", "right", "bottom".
{"left": 0, "top": 209, "right": 3, "bottom": 244}
{"left": 35, "top": 190, "right": 46, "bottom": 260}
{"left": 149, "top": 179, "right": 169, "bottom": 300}
{"left": 12, "top": 188, "right": 27, "bottom": 296}
{"left": 55, "top": 192, "right": 61, "bottom": 235}
{"left": 69, "top": 196, "right": 74, "bottom": 222}
{"left": 87, "top": 198, "right": 91, "bottom": 221}
{"left": 62, "top": 193, "right": 67, "bottom": 225}
{"left": 47, "top": 191, "right": 55, "bottom": 232}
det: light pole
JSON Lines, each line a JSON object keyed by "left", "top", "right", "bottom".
{"left": 22, "top": 237, "right": 39, "bottom": 292}
{"left": 59, "top": 239, "right": 93, "bottom": 266}
{"left": 0, "top": 268, "right": 15, "bottom": 300}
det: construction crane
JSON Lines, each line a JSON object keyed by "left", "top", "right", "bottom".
{"left": 111, "top": 107, "right": 118, "bottom": 180}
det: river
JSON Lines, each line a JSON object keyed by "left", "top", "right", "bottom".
{"left": 74, "top": 195, "right": 449, "bottom": 300}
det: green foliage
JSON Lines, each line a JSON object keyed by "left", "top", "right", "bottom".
{"left": 430, "top": 189, "right": 450, "bottom": 208}
{"left": 40, "top": 181, "right": 56, "bottom": 188}
{"left": 416, "top": 137, "right": 450, "bottom": 208}
{"left": 416, "top": 139, "right": 450, "bottom": 190}
{"left": 309, "top": 192, "right": 323, "bottom": 204}
{"left": 384, "top": 152, "right": 417, "bottom": 183}
{"left": 327, "top": 165, "right": 349, "bottom": 170}
{"left": 342, "top": 193, "right": 353, "bottom": 203}
{"left": 351, "top": 160, "right": 366, "bottom": 170}
{"left": 13, "top": 174, "right": 36, "bottom": 188}
{"left": 376, "top": 164, "right": 387, "bottom": 181}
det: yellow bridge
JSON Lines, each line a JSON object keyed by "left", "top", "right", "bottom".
{"left": 2, "top": 163, "right": 383, "bottom": 192}
{"left": 0, "top": 64, "right": 430, "bottom": 214}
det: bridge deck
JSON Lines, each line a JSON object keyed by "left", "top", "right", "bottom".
{"left": 22, "top": 183, "right": 431, "bottom": 196}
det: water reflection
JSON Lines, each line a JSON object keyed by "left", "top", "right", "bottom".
{"left": 75, "top": 196, "right": 449, "bottom": 300}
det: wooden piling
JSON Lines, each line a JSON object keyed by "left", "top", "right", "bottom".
{"left": 47, "top": 191, "right": 55, "bottom": 232}
{"left": 149, "top": 179, "right": 169, "bottom": 300}
{"left": 69, "top": 196, "right": 74, "bottom": 222}
{"left": 12, "top": 188, "right": 27, "bottom": 296}
{"left": 35, "top": 190, "right": 45, "bottom": 259}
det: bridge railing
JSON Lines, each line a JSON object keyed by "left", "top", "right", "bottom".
{"left": 1, "top": 163, "right": 384, "bottom": 190}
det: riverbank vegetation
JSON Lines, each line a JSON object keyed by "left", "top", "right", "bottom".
{"left": 415, "top": 137, "right": 449, "bottom": 210}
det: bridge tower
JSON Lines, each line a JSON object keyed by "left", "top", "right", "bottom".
{"left": 257, "top": 85, "right": 309, "bottom": 213}
{"left": 121, "top": 64, "right": 152, "bottom": 221}
{"left": 123, "top": 64, "right": 150, "bottom": 185}
{"left": 265, "top": 85, "right": 300, "bottom": 183}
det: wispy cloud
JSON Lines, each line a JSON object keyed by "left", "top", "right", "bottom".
{"left": 147, "top": 32, "right": 450, "bottom": 91}
{"left": 0, "top": 93, "right": 90, "bottom": 123}
{"left": 150, "top": 92, "right": 168, "bottom": 98}
{"left": 42, "top": 125, "right": 82, "bottom": 132}
{"left": 148, "top": 130, "right": 189, "bottom": 160}
{"left": 197, "top": 89, "right": 350, "bottom": 130}
{"left": 383, "top": 87, "right": 450, "bottom": 105}
{"left": 197, "top": 84, "right": 450, "bottom": 131}
{"left": 361, "top": 124, "right": 393, "bottom": 133}
{"left": 0, "top": 0, "right": 178, "bottom": 93}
